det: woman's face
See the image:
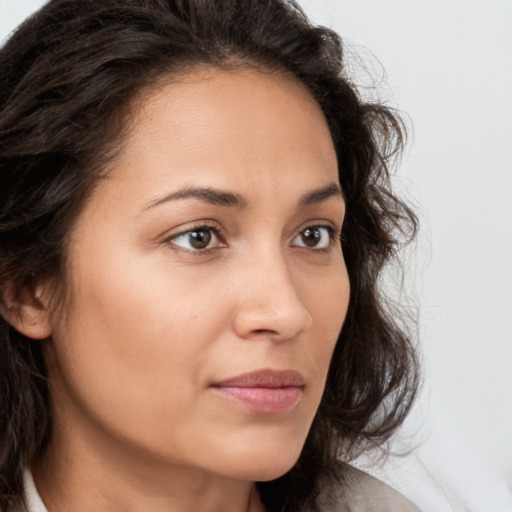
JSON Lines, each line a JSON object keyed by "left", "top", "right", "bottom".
{"left": 44, "top": 68, "right": 349, "bottom": 482}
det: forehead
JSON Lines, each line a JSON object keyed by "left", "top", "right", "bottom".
{"left": 100, "top": 67, "right": 339, "bottom": 207}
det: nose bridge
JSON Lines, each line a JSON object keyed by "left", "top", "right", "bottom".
{"left": 232, "top": 242, "right": 313, "bottom": 340}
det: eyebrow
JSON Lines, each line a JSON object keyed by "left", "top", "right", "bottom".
{"left": 144, "top": 185, "right": 248, "bottom": 211}
{"left": 143, "top": 181, "right": 343, "bottom": 212}
{"left": 297, "top": 182, "right": 344, "bottom": 208}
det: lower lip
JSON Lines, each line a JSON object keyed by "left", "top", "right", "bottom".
{"left": 212, "top": 386, "right": 303, "bottom": 413}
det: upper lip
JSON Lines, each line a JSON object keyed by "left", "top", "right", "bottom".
{"left": 212, "top": 369, "right": 306, "bottom": 388}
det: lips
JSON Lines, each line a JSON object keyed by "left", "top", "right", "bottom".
{"left": 211, "top": 369, "right": 305, "bottom": 413}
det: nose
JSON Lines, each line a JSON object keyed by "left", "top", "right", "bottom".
{"left": 231, "top": 251, "right": 313, "bottom": 342}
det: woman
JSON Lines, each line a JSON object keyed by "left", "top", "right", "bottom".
{"left": 0, "top": 1, "right": 420, "bottom": 510}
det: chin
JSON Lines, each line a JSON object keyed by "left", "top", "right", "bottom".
{"left": 209, "top": 436, "right": 305, "bottom": 482}
{"left": 221, "top": 458, "right": 299, "bottom": 483}
{"left": 248, "top": 461, "right": 299, "bottom": 483}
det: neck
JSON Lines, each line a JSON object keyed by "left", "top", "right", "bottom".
{"left": 32, "top": 427, "right": 266, "bottom": 512}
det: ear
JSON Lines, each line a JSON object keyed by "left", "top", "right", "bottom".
{"left": 0, "top": 281, "right": 53, "bottom": 339}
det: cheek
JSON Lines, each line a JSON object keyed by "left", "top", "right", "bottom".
{"left": 297, "top": 261, "right": 350, "bottom": 403}
{"left": 307, "top": 262, "right": 350, "bottom": 348}
{"left": 46, "top": 249, "right": 231, "bottom": 445}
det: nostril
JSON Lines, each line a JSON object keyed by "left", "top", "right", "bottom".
{"left": 252, "top": 328, "right": 278, "bottom": 335}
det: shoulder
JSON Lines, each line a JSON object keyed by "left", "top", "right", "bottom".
{"left": 313, "top": 462, "right": 421, "bottom": 512}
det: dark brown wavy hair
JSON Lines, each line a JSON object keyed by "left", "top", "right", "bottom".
{"left": 0, "top": 0, "right": 419, "bottom": 510}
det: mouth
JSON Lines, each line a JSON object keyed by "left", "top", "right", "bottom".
{"left": 210, "top": 369, "right": 305, "bottom": 414}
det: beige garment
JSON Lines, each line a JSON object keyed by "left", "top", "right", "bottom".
{"left": 19, "top": 465, "right": 419, "bottom": 512}
{"left": 311, "top": 464, "right": 421, "bottom": 512}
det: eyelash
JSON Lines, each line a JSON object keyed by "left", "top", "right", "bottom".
{"left": 164, "top": 222, "right": 225, "bottom": 255}
{"left": 165, "top": 223, "right": 340, "bottom": 254}
{"left": 292, "top": 225, "right": 340, "bottom": 251}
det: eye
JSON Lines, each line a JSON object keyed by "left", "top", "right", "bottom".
{"left": 167, "top": 226, "right": 226, "bottom": 252}
{"left": 292, "top": 225, "right": 336, "bottom": 250}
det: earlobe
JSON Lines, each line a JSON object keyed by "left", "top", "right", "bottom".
{"left": 0, "top": 282, "right": 53, "bottom": 340}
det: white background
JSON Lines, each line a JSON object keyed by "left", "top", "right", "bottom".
{"left": 1, "top": 1, "right": 511, "bottom": 510}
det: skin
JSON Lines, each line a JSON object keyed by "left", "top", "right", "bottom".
{"left": 28, "top": 68, "right": 350, "bottom": 511}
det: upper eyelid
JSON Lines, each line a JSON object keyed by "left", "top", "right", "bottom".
{"left": 163, "top": 220, "right": 222, "bottom": 241}
{"left": 295, "top": 220, "right": 341, "bottom": 236}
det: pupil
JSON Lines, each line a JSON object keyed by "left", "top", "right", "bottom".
{"left": 302, "top": 228, "right": 321, "bottom": 247}
{"left": 190, "top": 229, "right": 211, "bottom": 249}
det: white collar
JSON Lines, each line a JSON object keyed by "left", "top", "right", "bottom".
{"left": 23, "top": 469, "right": 48, "bottom": 512}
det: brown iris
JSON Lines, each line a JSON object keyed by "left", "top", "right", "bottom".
{"left": 301, "top": 227, "right": 322, "bottom": 247}
{"left": 188, "top": 229, "right": 212, "bottom": 249}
